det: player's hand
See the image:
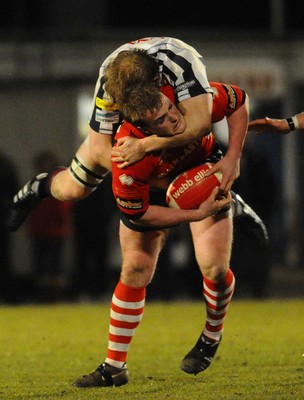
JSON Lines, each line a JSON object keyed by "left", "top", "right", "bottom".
{"left": 111, "top": 136, "right": 146, "bottom": 168}
{"left": 197, "top": 187, "right": 231, "bottom": 219}
{"left": 203, "top": 155, "right": 240, "bottom": 193}
{"left": 248, "top": 117, "right": 290, "bottom": 134}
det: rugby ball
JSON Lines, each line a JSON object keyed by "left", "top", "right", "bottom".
{"left": 166, "top": 163, "right": 222, "bottom": 209}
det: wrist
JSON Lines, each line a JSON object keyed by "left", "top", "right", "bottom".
{"left": 225, "top": 149, "right": 242, "bottom": 160}
{"left": 286, "top": 115, "right": 299, "bottom": 131}
{"left": 143, "top": 135, "right": 164, "bottom": 153}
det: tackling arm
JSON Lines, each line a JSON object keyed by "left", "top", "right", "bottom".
{"left": 112, "top": 93, "right": 213, "bottom": 168}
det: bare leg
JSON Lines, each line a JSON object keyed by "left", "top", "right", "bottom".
{"left": 181, "top": 211, "right": 235, "bottom": 375}
{"left": 73, "top": 223, "right": 168, "bottom": 388}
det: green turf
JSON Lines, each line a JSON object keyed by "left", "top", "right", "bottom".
{"left": 0, "top": 299, "right": 303, "bottom": 400}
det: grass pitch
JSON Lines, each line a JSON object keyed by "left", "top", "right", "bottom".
{"left": 0, "top": 299, "right": 303, "bottom": 400}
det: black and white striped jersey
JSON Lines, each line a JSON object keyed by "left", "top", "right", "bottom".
{"left": 89, "top": 37, "right": 213, "bottom": 135}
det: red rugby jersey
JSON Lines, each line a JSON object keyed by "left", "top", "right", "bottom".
{"left": 112, "top": 82, "right": 246, "bottom": 219}
{"left": 112, "top": 122, "right": 215, "bottom": 218}
{"left": 210, "top": 82, "right": 246, "bottom": 123}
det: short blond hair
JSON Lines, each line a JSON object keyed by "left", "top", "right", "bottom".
{"left": 105, "top": 49, "right": 158, "bottom": 105}
{"left": 120, "top": 84, "right": 163, "bottom": 126}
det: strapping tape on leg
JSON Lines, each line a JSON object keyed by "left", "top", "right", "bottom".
{"left": 69, "top": 155, "right": 104, "bottom": 189}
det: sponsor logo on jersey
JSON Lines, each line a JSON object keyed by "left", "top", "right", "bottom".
{"left": 116, "top": 196, "right": 143, "bottom": 210}
{"left": 95, "top": 97, "right": 119, "bottom": 111}
{"left": 119, "top": 174, "right": 134, "bottom": 186}
{"left": 223, "top": 84, "right": 237, "bottom": 109}
{"left": 176, "top": 80, "right": 196, "bottom": 92}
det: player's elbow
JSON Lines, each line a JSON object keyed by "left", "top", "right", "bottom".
{"left": 196, "top": 122, "right": 212, "bottom": 139}
{"left": 202, "top": 123, "right": 212, "bottom": 136}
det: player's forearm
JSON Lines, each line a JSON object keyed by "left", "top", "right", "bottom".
{"left": 225, "top": 98, "right": 249, "bottom": 160}
{"left": 132, "top": 205, "right": 202, "bottom": 227}
{"left": 225, "top": 128, "right": 246, "bottom": 161}
{"left": 295, "top": 112, "right": 304, "bottom": 129}
{"left": 286, "top": 112, "right": 304, "bottom": 131}
{"left": 140, "top": 119, "right": 211, "bottom": 153}
{"left": 141, "top": 131, "right": 205, "bottom": 153}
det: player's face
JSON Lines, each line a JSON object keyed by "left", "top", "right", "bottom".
{"left": 142, "top": 94, "right": 186, "bottom": 136}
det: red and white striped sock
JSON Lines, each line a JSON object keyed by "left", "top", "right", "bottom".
{"left": 203, "top": 268, "right": 235, "bottom": 342}
{"left": 105, "top": 280, "right": 146, "bottom": 369}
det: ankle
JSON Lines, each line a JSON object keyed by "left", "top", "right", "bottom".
{"left": 104, "top": 359, "right": 126, "bottom": 369}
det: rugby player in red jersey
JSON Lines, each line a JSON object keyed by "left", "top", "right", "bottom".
{"left": 73, "top": 83, "right": 244, "bottom": 387}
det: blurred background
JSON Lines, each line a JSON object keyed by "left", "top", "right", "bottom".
{"left": 1, "top": 0, "right": 304, "bottom": 303}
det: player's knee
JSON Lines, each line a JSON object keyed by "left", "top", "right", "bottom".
{"left": 58, "top": 183, "right": 92, "bottom": 201}
{"left": 121, "top": 261, "right": 154, "bottom": 287}
{"left": 50, "top": 152, "right": 109, "bottom": 201}
{"left": 50, "top": 169, "right": 93, "bottom": 201}
{"left": 202, "top": 263, "right": 229, "bottom": 282}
